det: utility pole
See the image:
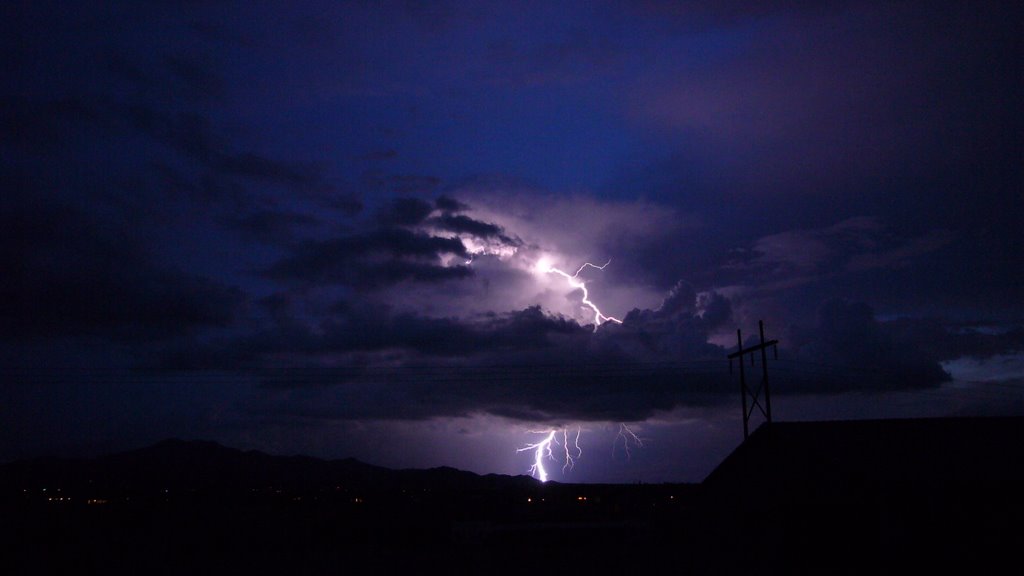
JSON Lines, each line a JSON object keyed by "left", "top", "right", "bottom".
{"left": 728, "top": 320, "right": 778, "bottom": 441}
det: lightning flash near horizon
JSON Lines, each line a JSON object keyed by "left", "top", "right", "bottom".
{"left": 616, "top": 423, "right": 644, "bottom": 460}
{"left": 517, "top": 428, "right": 582, "bottom": 483}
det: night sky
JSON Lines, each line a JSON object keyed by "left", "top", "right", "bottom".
{"left": 3, "top": 1, "right": 1021, "bottom": 483}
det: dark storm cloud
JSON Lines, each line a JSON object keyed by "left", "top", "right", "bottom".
{"left": 376, "top": 197, "right": 435, "bottom": 227}
{"left": 2, "top": 92, "right": 346, "bottom": 221}
{"left": 429, "top": 214, "right": 506, "bottom": 239}
{"left": 486, "top": 28, "right": 622, "bottom": 87}
{"left": 324, "top": 193, "right": 364, "bottom": 216}
{"left": 160, "top": 299, "right": 723, "bottom": 422}
{"left": 161, "top": 53, "right": 225, "bottom": 100}
{"left": 1, "top": 97, "right": 357, "bottom": 276}
{"left": 713, "top": 217, "right": 959, "bottom": 319}
{"left": 160, "top": 303, "right": 584, "bottom": 374}
{"left": 734, "top": 217, "right": 886, "bottom": 275}
{"left": 264, "top": 196, "right": 517, "bottom": 289}
{"left": 126, "top": 106, "right": 328, "bottom": 192}
{"left": 0, "top": 97, "right": 101, "bottom": 149}
{"left": 435, "top": 195, "right": 469, "bottom": 213}
{"left": 781, "top": 300, "right": 952, "bottom": 393}
{"left": 156, "top": 278, "right": 955, "bottom": 424}
{"left": 628, "top": 0, "right": 1021, "bottom": 269}
{"left": 695, "top": 291, "right": 733, "bottom": 332}
{"left": 106, "top": 51, "right": 224, "bottom": 102}
{"left": 0, "top": 201, "right": 242, "bottom": 341}
{"left": 358, "top": 149, "right": 399, "bottom": 162}
{"left": 4, "top": 9, "right": 344, "bottom": 219}
{"left": 217, "top": 210, "right": 322, "bottom": 245}
{"left": 886, "top": 319, "right": 1024, "bottom": 363}
{"left": 632, "top": 0, "right": 836, "bottom": 26}
{"left": 362, "top": 172, "right": 442, "bottom": 195}
{"left": 209, "top": 190, "right": 963, "bottom": 423}
{"left": 215, "top": 152, "right": 326, "bottom": 190}
{"left": 265, "top": 227, "right": 471, "bottom": 289}
{"left": 150, "top": 161, "right": 254, "bottom": 211}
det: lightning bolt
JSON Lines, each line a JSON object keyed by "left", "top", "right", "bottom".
{"left": 541, "top": 260, "right": 623, "bottom": 331}
{"left": 562, "top": 428, "right": 582, "bottom": 472}
{"left": 515, "top": 260, "right": 641, "bottom": 480}
{"left": 615, "top": 423, "right": 644, "bottom": 460}
{"left": 517, "top": 427, "right": 583, "bottom": 482}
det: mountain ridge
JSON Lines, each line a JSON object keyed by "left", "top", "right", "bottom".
{"left": 0, "top": 437, "right": 563, "bottom": 495}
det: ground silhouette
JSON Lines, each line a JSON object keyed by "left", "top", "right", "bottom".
{"left": 2, "top": 416, "right": 1020, "bottom": 574}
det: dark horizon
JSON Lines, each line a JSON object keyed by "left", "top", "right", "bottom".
{"left": 5, "top": 412, "right": 1022, "bottom": 486}
{"left": 5, "top": 416, "right": 1020, "bottom": 574}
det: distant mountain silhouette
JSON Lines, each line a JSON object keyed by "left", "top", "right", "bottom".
{"left": 5, "top": 418, "right": 1018, "bottom": 574}
{"left": 0, "top": 438, "right": 539, "bottom": 495}
{"left": 1, "top": 438, "right": 694, "bottom": 575}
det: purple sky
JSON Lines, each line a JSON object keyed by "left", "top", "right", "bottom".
{"left": 2, "top": 0, "right": 1021, "bottom": 482}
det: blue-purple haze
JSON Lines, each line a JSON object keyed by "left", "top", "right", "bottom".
{"left": 2, "top": 1, "right": 1021, "bottom": 482}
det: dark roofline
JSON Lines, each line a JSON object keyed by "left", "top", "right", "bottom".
{"left": 702, "top": 415, "right": 1024, "bottom": 487}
